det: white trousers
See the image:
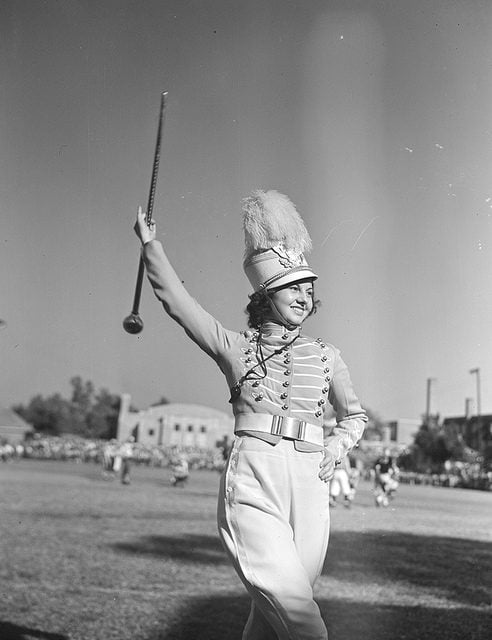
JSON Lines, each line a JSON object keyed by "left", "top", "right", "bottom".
{"left": 217, "top": 435, "right": 330, "bottom": 640}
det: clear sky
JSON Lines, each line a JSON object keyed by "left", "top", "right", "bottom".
{"left": 1, "top": 0, "right": 491, "bottom": 424}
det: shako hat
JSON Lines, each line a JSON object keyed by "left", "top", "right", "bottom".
{"left": 242, "top": 189, "right": 318, "bottom": 292}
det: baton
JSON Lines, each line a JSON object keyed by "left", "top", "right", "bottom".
{"left": 123, "top": 91, "right": 168, "bottom": 334}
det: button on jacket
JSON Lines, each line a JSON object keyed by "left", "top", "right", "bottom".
{"left": 142, "top": 240, "right": 367, "bottom": 458}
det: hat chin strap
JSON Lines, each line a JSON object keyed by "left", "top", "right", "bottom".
{"left": 267, "top": 295, "right": 298, "bottom": 331}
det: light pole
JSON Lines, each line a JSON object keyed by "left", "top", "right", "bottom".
{"left": 469, "top": 368, "right": 481, "bottom": 417}
{"left": 425, "top": 377, "right": 436, "bottom": 425}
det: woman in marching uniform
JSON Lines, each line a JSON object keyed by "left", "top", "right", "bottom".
{"left": 134, "top": 190, "right": 367, "bottom": 640}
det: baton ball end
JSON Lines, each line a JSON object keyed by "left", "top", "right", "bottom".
{"left": 123, "top": 313, "right": 144, "bottom": 335}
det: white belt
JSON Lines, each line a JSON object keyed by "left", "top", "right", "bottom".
{"left": 235, "top": 413, "right": 324, "bottom": 447}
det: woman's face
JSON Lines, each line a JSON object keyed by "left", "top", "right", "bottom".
{"left": 268, "top": 279, "right": 314, "bottom": 327}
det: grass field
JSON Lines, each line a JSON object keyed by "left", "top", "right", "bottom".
{"left": 0, "top": 460, "right": 491, "bottom": 640}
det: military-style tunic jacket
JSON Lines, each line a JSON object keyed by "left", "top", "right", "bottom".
{"left": 142, "top": 240, "right": 367, "bottom": 460}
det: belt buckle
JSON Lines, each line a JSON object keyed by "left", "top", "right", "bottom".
{"left": 270, "top": 415, "right": 284, "bottom": 436}
{"left": 295, "top": 419, "right": 307, "bottom": 440}
{"left": 270, "top": 416, "right": 306, "bottom": 441}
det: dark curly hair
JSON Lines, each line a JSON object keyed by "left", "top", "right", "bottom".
{"left": 245, "top": 286, "right": 321, "bottom": 329}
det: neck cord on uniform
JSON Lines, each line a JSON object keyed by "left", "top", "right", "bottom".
{"left": 228, "top": 329, "right": 300, "bottom": 403}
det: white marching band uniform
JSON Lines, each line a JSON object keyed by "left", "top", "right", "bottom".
{"left": 140, "top": 190, "right": 367, "bottom": 639}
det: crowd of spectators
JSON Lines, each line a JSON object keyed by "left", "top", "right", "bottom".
{"left": 1, "top": 435, "right": 490, "bottom": 491}
{"left": 0, "top": 441, "right": 23, "bottom": 462}
{"left": 397, "top": 464, "right": 492, "bottom": 491}
{"left": 0, "top": 434, "right": 226, "bottom": 472}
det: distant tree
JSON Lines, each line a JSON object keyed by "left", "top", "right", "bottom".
{"left": 150, "top": 396, "right": 170, "bottom": 406}
{"left": 442, "top": 423, "right": 468, "bottom": 462}
{"left": 86, "top": 388, "right": 120, "bottom": 439}
{"left": 431, "top": 434, "right": 451, "bottom": 465}
{"left": 12, "top": 377, "right": 121, "bottom": 440}
{"left": 400, "top": 422, "right": 452, "bottom": 472}
{"left": 13, "top": 393, "right": 71, "bottom": 436}
{"left": 483, "top": 442, "right": 492, "bottom": 468}
{"left": 68, "top": 376, "right": 95, "bottom": 435}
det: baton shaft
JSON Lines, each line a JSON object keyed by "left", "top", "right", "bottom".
{"left": 123, "top": 92, "right": 168, "bottom": 334}
{"left": 145, "top": 92, "right": 168, "bottom": 225}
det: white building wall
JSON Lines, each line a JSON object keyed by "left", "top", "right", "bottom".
{"left": 117, "top": 394, "right": 233, "bottom": 449}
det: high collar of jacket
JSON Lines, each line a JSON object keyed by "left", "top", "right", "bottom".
{"left": 259, "top": 322, "right": 302, "bottom": 347}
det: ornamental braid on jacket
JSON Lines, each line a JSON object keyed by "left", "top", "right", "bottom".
{"left": 142, "top": 240, "right": 367, "bottom": 459}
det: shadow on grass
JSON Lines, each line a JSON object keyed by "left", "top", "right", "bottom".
{"left": 153, "top": 595, "right": 250, "bottom": 640}
{"left": 112, "top": 533, "right": 228, "bottom": 564}
{"left": 112, "top": 529, "right": 491, "bottom": 638}
{"left": 112, "top": 529, "right": 491, "bottom": 608}
{"left": 325, "top": 530, "right": 492, "bottom": 607}
{"left": 0, "top": 621, "right": 68, "bottom": 640}
{"left": 154, "top": 595, "right": 491, "bottom": 640}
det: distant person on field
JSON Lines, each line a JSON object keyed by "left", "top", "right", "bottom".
{"left": 102, "top": 440, "right": 117, "bottom": 478}
{"left": 329, "top": 455, "right": 354, "bottom": 508}
{"left": 170, "top": 454, "right": 189, "bottom": 488}
{"left": 347, "top": 452, "right": 362, "bottom": 494}
{"left": 374, "top": 447, "right": 399, "bottom": 506}
{"left": 119, "top": 436, "right": 135, "bottom": 485}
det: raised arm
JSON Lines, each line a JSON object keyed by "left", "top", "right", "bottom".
{"left": 133, "top": 206, "right": 233, "bottom": 361}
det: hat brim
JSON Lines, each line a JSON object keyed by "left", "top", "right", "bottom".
{"left": 262, "top": 267, "right": 318, "bottom": 291}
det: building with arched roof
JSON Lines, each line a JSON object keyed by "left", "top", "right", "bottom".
{"left": 117, "top": 394, "right": 233, "bottom": 449}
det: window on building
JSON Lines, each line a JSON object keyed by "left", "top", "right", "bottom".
{"left": 174, "top": 424, "right": 180, "bottom": 431}
{"left": 200, "top": 425, "right": 207, "bottom": 433}
{"left": 187, "top": 425, "right": 193, "bottom": 432}
{"left": 148, "top": 429, "right": 155, "bottom": 436}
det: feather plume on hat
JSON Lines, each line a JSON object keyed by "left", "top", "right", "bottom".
{"left": 241, "top": 189, "right": 318, "bottom": 291}
{"left": 242, "top": 190, "right": 312, "bottom": 258}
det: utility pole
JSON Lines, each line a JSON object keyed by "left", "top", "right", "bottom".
{"left": 469, "top": 368, "right": 481, "bottom": 416}
{"left": 425, "top": 377, "right": 435, "bottom": 425}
